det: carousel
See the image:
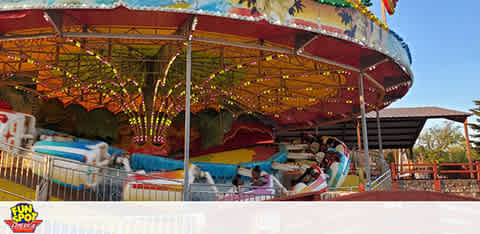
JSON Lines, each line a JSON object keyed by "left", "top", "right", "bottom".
{"left": 0, "top": 0, "right": 412, "bottom": 201}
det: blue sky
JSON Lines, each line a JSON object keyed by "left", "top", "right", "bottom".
{"left": 368, "top": 1, "right": 479, "bottom": 132}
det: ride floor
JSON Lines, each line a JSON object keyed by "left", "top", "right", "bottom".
{"left": 0, "top": 176, "right": 62, "bottom": 201}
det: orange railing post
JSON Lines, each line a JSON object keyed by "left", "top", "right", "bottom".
{"left": 390, "top": 163, "right": 399, "bottom": 191}
{"left": 433, "top": 162, "right": 441, "bottom": 192}
{"left": 471, "top": 162, "right": 475, "bottom": 179}
{"left": 476, "top": 161, "right": 480, "bottom": 192}
{"left": 432, "top": 162, "right": 438, "bottom": 180}
{"left": 476, "top": 161, "right": 480, "bottom": 179}
{"left": 390, "top": 163, "right": 396, "bottom": 180}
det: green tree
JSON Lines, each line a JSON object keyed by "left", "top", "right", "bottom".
{"left": 414, "top": 121, "right": 468, "bottom": 163}
{"left": 469, "top": 100, "right": 480, "bottom": 154}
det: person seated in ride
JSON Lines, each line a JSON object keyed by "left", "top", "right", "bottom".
{"left": 307, "top": 142, "right": 325, "bottom": 163}
{"left": 319, "top": 141, "right": 328, "bottom": 153}
{"left": 325, "top": 138, "right": 336, "bottom": 150}
{"left": 304, "top": 141, "right": 318, "bottom": 154}
{"left": 319, "top": 150, "right": 341, "bottom": 170}
{"left": 232, "top": 174, "right": 244, "bottom": 193}
{"left": 292, "top": 166, "right": 321, "bottom": 192}
{"left": 111, "top": 152, "right": 132, "bottom": 172}
{"left": 251, "top": 166, "right": 268, "bottom": 187}
{"left": 328, "top": 139, "right": 345, "bottom": 154}
{"left": 293, "top": 168, "right": 311, "bottom": 187}
{"left": 322, "top": 136, "right": 347, "bottom": 154}
{"left": 298, "top": 167, "right": 320, "bottom": 185}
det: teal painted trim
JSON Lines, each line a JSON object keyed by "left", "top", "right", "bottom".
{"left": 34, "top": 148, "right": 85, "bottom": 162}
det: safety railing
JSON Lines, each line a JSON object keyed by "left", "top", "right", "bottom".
{"left": 189, "top": 183, "right": 279, "bottom": 201}
{"left": 0, "top": 148, "right": 187, "bottom": 201}
{"left": 0, "top": 140, "right": 398, "bottom": 201}
{"left": 391, "top": 162, "right": 480, "bottom": 192}
{"left": 325, "top": 170, "right": 392, "bottom": 193}
{"left": 327, "top": 186, "right": 359, "bottom": 192}
{"left": 0, "top": 149, "right": 46, "bottom": 201}
{"left": 391, "top": 162, "right": 480, "bottom": 180}
{"left": 0, "top": 143, "right": 179, "bottom": 201}
{"left": 0, "top": 142, "right": 284, "bottom": 201}
{"left": 371, "top": 169, "right": 392, "bottom": 191}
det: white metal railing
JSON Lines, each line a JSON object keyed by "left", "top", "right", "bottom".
{"left": 189, "top": 183, "right": 279, "bottom": 201}
{"left": 327, "top": 186, "right": 359, "bottom": 192}
{"left": 0, "top": 140, "right": 393, "bottom": 201}
{"left": 0, "top": 142, "right": 191, "bottom": 201}
{"left": 0, "top": 142, "right": 284, "bottom": 201}
{"left": 320, "top": 191, "right": 356, "bottom": 200}
{"left": 371, "top": 170, "right": 392, "bottom": 191}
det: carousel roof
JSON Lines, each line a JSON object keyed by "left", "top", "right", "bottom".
{"left": 0, "top": 0, "right": 413, "bottom": 139}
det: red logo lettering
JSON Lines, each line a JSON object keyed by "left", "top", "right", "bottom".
{"left": 4, "top": 220, "right": 42, "bottom": 233}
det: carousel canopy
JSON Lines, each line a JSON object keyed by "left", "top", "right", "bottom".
{"left": 0, "top": 0, "right": 413, "bottom": 143}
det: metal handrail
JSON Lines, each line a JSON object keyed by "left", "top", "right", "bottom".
{"left": 327, "top": 186, "right": 359, "bottom": 192}
{"left": 371, "top": 171, "right": 391, "bottom": 190}
{"left": 191, "top": 182, "right": 279, "bottom": 190}
{"left": 189, "top": 183, "right": 279, "bottom": 201}
{"left": 371, "top": 169, "right": 391, "bottom": 185}
{"left": 391, "top": 162, "right": 480, "bottom": 180}
{"left": 0, "top": 141, "right": 181, "bottom": 183}
{"left": 0, "top": 187, "right": 33, "bottom": 201}
{"left": 0, "top": 141, "right": 284, "bottom": 201}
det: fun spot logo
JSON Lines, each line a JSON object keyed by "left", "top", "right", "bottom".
{"left": 4, "top": 203, "right": 42, "bottom": 233}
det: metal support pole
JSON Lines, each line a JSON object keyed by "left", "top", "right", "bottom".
{"left": 408, "top": 148, "right": 414, "bottom": 163}
{"left": 183, "top": 39, "right": 192, "bottom": 201}
{"left": 376, "top": 109, "right": 387, "bottom": 169}
{"left": 359, "top": 73, "right": 371, "bottom": 190}
{"left": 356, "top": 121, "right": 362, "bottom": 153}
{"left": 355, "top": 120, "right": 363, "bottom": 180}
